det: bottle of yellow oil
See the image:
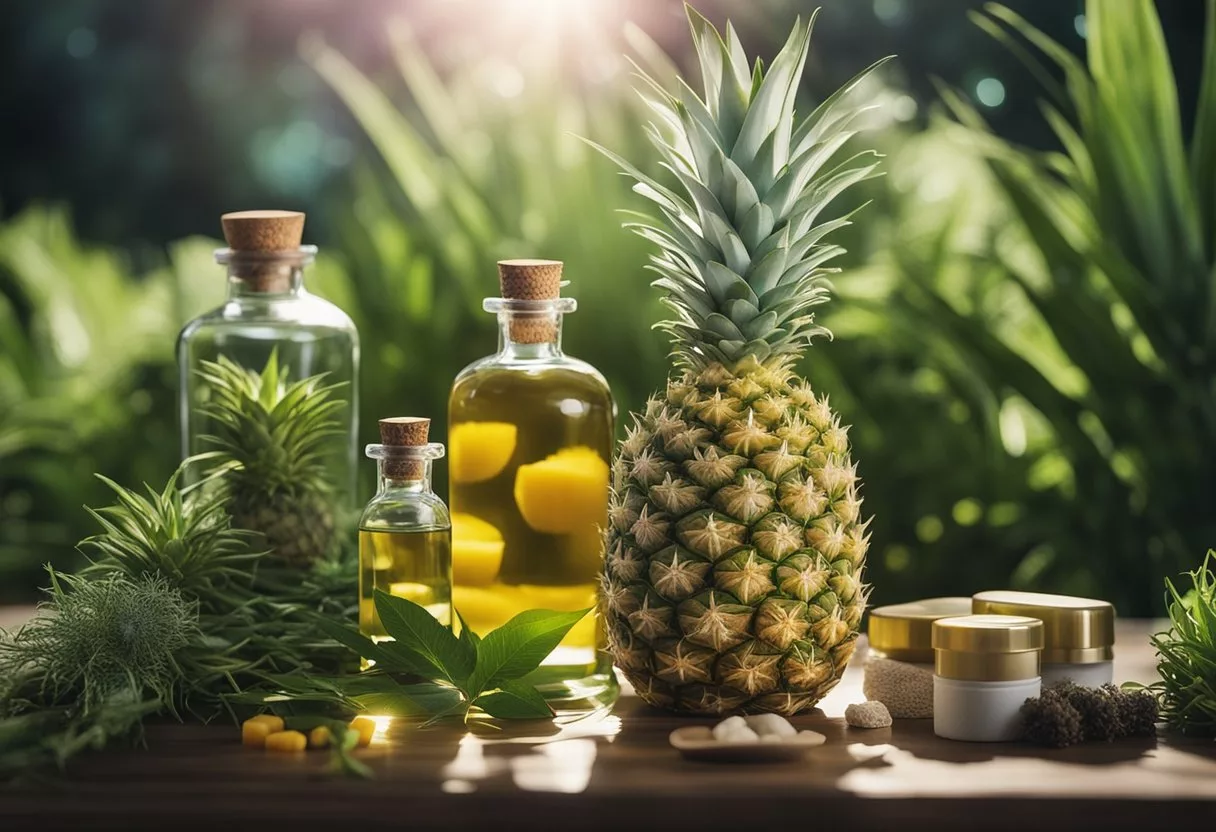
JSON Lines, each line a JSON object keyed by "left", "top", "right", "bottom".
{"left": 359, "top": 417, "right": 452, "bottom": 640}
{"left": 449, "top": 259, "right": 618, "bottom": 712}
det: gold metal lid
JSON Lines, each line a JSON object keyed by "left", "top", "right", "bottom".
{"left": 972, "top": 590, "right": 1115, "bottom": 663}
{"left": 867, "top": 597, "right": 973, "bottom": 663}
{"left": 932, "top": 615, "right": 1044, "bottom": 682}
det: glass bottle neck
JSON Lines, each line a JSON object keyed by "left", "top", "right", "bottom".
{"left": 227, "top": 265, "right": 305, "bottom": 298}
{"left": 485, "top": 297, "right": 577, "bottom": 360}
{"left": 496, "top": 311, "right": 565, "bottom": 359}
{"left": 375, "top": 459, "right": 434, "bottom": 494}
{"left": 216, "top": 245, "right": 316, "bottom": 298}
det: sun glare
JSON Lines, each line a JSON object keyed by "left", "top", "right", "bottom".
{"left": 453, "top": 0, "right": 619, "bottom": 49}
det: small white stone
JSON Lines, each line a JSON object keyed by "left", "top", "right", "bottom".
{"left": 745, "top": 713, "right": 797, "bottom": 738}
{"left": 759, "top": 733, "right": 786, "bottom": 744}
{"left": 718, "top": 725, "right": 760, "bottom": 743}
{"left": 845, "top": 700, "right": 893, "bottom": 729}
{"left": 710, "top": 715, "right": 753, "bottom": 739}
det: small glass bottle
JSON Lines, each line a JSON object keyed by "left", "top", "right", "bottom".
{"left": 176, "top": 210, "right": 359, "bottom": 565}
{"left": 360, "top": 417, "right": 452, "bottom": 639}
{"left": 448, "top": 259, "right": 618, "bottom": 712}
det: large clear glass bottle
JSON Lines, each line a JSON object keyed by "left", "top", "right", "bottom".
{"left": 360, "top": 417, "right": 452, "bottom": 638}
{"left": 176, "top": 211, "right": 359, "bottom": 556}
{"left": 448, "top": 259, "right": 618, "bottom": 712}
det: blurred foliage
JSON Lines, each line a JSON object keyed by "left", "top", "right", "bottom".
{"left": 0, "top": 210, "right": 221, "bottom": 599}
{"left": 1, "top": 0, "right": 1214, "bottom": 616}
{"left": 300, "top": 19, "right": 671, "bottom": 494}
{"left": 869, "top": 0, "right": 1216, "bottom": 614}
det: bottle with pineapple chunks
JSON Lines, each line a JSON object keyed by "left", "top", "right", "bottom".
{"left": 449, "top": 259, "right": 617, "bottom": 712}
{"left": 359, "top": 417, "right": 452, "bottom": 640}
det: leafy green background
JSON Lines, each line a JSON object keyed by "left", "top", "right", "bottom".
{"left": 1, "top": 0, "right": 1213, "bottom": 615}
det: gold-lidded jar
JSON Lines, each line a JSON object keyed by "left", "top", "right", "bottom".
{"left": 971, "top": 590, "right": 1115, "bottom": 686}
{"left": 864, "top": 597, "right": 972, "bottom": 718}
{"left": 931, "top": 614, "right": 1044, "bottom": 742}
{"left": 868, "top": 597, "right": 973, "bottom": 663}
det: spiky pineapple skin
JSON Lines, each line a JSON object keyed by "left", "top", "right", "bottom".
{"left": 230, "top": 488, "right": 334, "bottom": 568}
{"left": 603, "top": 359, "right": 870, "bottom": 716}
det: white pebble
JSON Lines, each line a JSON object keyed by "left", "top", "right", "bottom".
{"left": 845, "top": 700, "right": 893, "bottom": 729}
{"left": 745, "top": 713, "right": 797, "bottom": 739}
{"left": 712, "top": 716, "right": 760, "bottom": 743}
{"left": 759, "top": 733, "right": 786, "bottom": 743}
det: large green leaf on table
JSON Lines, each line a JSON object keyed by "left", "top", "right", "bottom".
{"left": 474, "top": 680, "right": 553, "bottom": 720}
{"left": 465, "top": 608, "right": 590, "bottom": 697}
{"left": 373, "top": 589, "right": 475, "bottom": 684}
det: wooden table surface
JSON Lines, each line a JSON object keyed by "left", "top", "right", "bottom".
{"left": 1, "top": 611, "right": 1214, "bottom": 830}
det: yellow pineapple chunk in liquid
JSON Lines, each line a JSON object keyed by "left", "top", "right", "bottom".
{"left": 453, "top": 583, "right": 597, "bottom": 648}
{"left": 450, "top": 422, "right": 518, "bottom": 484}
{"left": 513, "top": 446, "right": 609, "bottom": 534}
{"left": 451, "top": 512, "right": 505, "bottom": 586}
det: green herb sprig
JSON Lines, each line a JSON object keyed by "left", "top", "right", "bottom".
{"left": 1150, "top": 551, "right": 1216, "bottom": 736}
{"left": 239, "top": 590, "right": 591, "bottom": 723}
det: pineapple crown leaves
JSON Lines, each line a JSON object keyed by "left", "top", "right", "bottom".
{"left": 196, "top": 351, "right": 348, "bottom": 496}
{"left": 589, "top": 5, "right": 892, "bottom": 370}
{"left": 80, "top": 464, "right": 262, "bottom": 609}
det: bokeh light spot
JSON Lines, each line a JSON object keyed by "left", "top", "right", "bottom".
{"left": 975, "top": 77, "right": 1006, "bottom": 108}
{"left": 883, "top": 544, "right": 911, "bottom": 572}
{"left": 873, "top": 0, "right": 909, "bottom": 25}
{"left": 952, "top": 498, "right": 983, "bottom": 527}
{"left": 66, "top": 28, "right": 97, "bottom": 60}
{"left": 916, "top": 515, "right": 944, "bottom": 544}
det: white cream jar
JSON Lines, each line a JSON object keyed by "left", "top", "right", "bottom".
{"left": 864, "top": 597, "right": 972, "bottom": 718}
{"left": 932, "top": 614, "right": 1043, "bottom": 742}
{"left": 971, "top": 590, "right": 1115, "bottom": 686}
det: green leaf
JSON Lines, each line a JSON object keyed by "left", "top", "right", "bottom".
{"left": 456, "top": 607, "right": 481, "bottom": 656}
{"left": 311, "top": 615, "right": 424, "bottom": 675}
{"left": 353, "top": 685, "right": 465, "bottom": 718}
{"left": 465, "top": 608, "right": 591, "bottom": 697}
{"left": 373, "top": 590, "right": 472, "bottom": 684}
{"left": 474, "top": 681, "right": 554, "bottom": 720}
{"left": 1193, "top": 0, "right": 1216, "bottom": 263}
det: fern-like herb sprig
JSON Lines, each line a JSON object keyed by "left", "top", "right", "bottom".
{"left": 1150, "top": 551, "right": 1216, "bottom": 736}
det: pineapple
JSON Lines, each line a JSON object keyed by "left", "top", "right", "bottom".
{"left": 196, "top": 352, "right": 347, "bottom": 566}
{"left": 594, "top": 11, "right": 887, "bottom": 714}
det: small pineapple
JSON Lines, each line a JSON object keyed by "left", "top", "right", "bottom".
{"left": 196, "top": 352, "right": 347, "bottom": 566}
{"left": 594, "top": 11, "right": 887, "bottom": 714}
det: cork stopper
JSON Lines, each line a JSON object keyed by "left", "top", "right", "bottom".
{"left": 378, "top": 417, "right": 430, "bottom": 479}
{"left": 498, "top": 259, "right": 562, "bottom": 343}
{"left": 221, "top": 210, "right": 306, "bottom": 291}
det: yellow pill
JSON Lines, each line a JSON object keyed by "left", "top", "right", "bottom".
{"left": 308, "top": 726, "right": 332, "bottom": 748}
{"left": 264, "top": 730, "right": 308, "bottom": 753}
{"left": 350, "top": 716, "right": 377, "bottom": 747}
{"left": 247, "top": 713, "right": 285, "bottom": 733}
{"left": 242, "top": 719, "right": 274, "bottom": 748}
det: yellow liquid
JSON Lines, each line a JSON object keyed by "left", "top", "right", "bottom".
{"left": 449, "top": 363, "right": 613, "bottom": 692}
{"left": 358, "top": 528, "right": 452, "bottom": 639}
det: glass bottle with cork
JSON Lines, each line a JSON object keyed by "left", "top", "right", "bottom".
{"left": 176, "top": 210, "right": 359, "bottom": 566}
{"left": 360, "top": 417, "right": 452, "bottom": 638}
{"left": 448, "top": 259, "right": 618, "bottom": 711}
